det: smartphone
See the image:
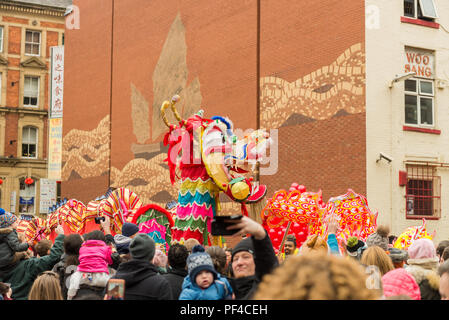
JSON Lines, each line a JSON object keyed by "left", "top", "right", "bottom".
{"left": 211, "top": 215, "right": 243, "bottom": 236}
{"left": 106, "top": 279, "right": 125, "bottom": 300}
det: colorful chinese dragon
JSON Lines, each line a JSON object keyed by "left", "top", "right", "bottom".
{"left": 161, "top": 95, "right": 270, "bottom": 245}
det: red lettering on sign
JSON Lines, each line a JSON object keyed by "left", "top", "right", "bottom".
{"left": 406, "top": 52, "right": 416, "bottom": 63}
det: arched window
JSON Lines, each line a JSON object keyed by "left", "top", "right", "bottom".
{"left": 22, "top": 126, "right": 38, "bottom": 158}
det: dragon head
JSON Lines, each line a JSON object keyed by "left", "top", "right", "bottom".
{"left": 162, "top": 95, "right": 270, "bottom": 203}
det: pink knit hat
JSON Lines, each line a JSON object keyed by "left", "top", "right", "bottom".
{"left": 408, "top": 238, "right": 436, "bottom": 260}
{"left": 382, "top": 268, "right": 421, "bottom": 300}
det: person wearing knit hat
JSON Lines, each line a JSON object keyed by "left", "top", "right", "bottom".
{"left": 106, "top": 233, "right": 172, "bottom": 300}
{"left": 388, "top": 247, "right": 409, "bottom": 269}
{"left": 121, "top": 222, "right": 140, "bottom": 238}
{"left": 231, "top": 237, "right": 255, "bottom": 263}
{"left": 0, "top": 209, "right": 17, "bottom": 228}
{"left": 382, "top": 268, "right": 421, "bottom": 300}
{"left": 179, "top": 245, "right": 233, "bottom": 300}
{"left": 0, "top": 209, "right": 29, "bottom": 269}
{"left": 113, "top": 233, "right": 132, "bottom": 255}
{"left": 129, "top": 233, "right": 156, "bottom": 261}
{"left": 346, "top": 236, "right": 367, "bottom": 260}
{"left": 226, "top": 215, "right": 278, "bottom": 300}
{"left": 405, "top": 238, "right": 441, "bottom": 300}
{"left": 366, "top": 225, "right": 390, "bottom": 251}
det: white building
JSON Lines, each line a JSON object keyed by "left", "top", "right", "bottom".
{"left": 366, "top": 0, "right": 449, "bottom": 242}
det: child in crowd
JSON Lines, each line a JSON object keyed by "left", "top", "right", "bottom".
{"left": 0, "top": 209, "right": 29, "bottom": 269}
{"left": 67, "top": 230, "right": 113, "bottom": 300}
{"left": 0, "top": 282, "right": 12, "bottom": 300}
{"left": 28, "top": 271, "right": 63, "bottom": 300}
{"left": 179, "top": 245, "right": 233, "bottom": 300}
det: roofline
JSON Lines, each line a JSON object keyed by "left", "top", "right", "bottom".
{"left": 0, "top": 0, "right": 68, "bottom": 17}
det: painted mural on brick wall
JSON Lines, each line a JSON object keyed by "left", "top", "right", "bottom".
{"left": 62, "top": 12, "right": 365, "bottom": 210}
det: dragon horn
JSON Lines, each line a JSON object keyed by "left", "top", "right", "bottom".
{"left": 160, "top": 94, "right": 183, "bottom": 128}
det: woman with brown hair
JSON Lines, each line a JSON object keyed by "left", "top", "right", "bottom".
{"left": 360, "top": 245, "right": 394, "bottom": 276}
{"left": 299, "top": 234, "right": 329, "bottom": 254}
{"left": 28, "top": 271, "right": 63, "bottom": 300}
{"left": 253, "top": 252, "right": 379, "bottom": 300}
{"left": 206, "top": 246, "right": 228, "bottom": 276}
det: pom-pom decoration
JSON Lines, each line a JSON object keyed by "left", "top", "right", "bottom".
{"left": 24, "top": 177, "right": 34, "bottom": 185}
{"left": 192, "top": 244, "right": 205, "bottom": 253}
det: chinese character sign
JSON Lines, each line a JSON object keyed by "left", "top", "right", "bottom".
{"left": 50, "top": 46, "right": 64, "bottom": 118}
{"left": 48, "top": 118, "right": 63, "bottom": 180}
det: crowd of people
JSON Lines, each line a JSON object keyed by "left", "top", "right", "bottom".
{"left": 0, "top": 206, "right": 449, "bottom": 301}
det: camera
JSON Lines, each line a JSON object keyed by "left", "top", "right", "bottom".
{"left": 377, "top": 152, "right": 393, "bottom": 163}
{"left": 95, "top": 216, "right": 106, "bottom": 224}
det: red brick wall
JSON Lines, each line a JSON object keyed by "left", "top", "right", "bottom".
{"left": 61, "top": 0, "right": 113, "bottom": 199}
{"left": 62, "top": 0, "right": 366, "bottom": 209}
{"left": 7, "top": 26, "right": 21, "bottom": 55}
{"left": 62, "top": 175, "right": 110, "bottom": 204}
{"left": 6, "top": 70, "right": 20, "bottom": 106}
{"left": 259, "top": 0, "right": 366, "bottom": 201}
{"left": 109, "top": 0, "right": 258, "bottom": 170}
{"left": 2, "top": 16, "right": 29, "bottom": 25}
{"left": 4, "top": 113, "right": 18, "bottom": 157}
{"left": 46, "top": 31, "right": 59, "bottom": 58}
{"left": 261, "top": 113, "right": 366, "bottom": 202}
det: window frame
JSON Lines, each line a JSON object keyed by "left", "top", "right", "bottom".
{"left": 24, "top": 30, "right": 41, "bottom": 57}
{"left": 403, "top": 0, "right": 438, "bottom": 20}
{"left": 0, "top": 26, "right": 3, "bottom": 53}
{"left": 21, "top": 126, "right": 38, "bottom": 159}
{"left": 23, "top": 76, "right": 40, "bottom": 108}
{"left": 404, "top": 78, "right": 435, "bottom": 128}
{"left": 405, "top": 164, "right": 441, "bottom": 220}
{"left": 418, "top": 0, "right": 438, "bottom": 19}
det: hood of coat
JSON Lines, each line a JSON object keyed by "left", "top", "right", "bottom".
{"left": 114, "top": 259, "right": 159, "bottom": 287}
{"left": 0, "top": 227, "right": 13, "bottom": 240}
{"left": 407, "top": 257, "right": 439, "bottom": 272}
{"left": 406, "top": 263, "right": 440, "bottom": 289}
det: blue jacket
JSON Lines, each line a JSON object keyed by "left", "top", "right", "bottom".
{"left": 179, "top": 274, "right": 233, "bottom": 300}
{"left": 327, "top": 233, "right": 341, "bottom": 255}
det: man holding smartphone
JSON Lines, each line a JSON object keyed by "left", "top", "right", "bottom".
{"left": 225, "top": 215, "right": 278, "bottom": 300}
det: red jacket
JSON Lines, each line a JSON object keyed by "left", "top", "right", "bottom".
{"left": 77, "top": 240, "right": 112, "bottom": 274}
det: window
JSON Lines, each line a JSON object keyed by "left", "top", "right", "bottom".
{"left": 403, "top": 0, "right": 438, "bottom": 20}
{"left": 25, "top": 30, "right": 41, "bottom": 56}
{"left": 405, "top": 164, "right": 440, "bottom": 218}
{"left": 19, "top": 177, "right": 35, "bottom": 214}
{"left": 0, "top": 26, "right": 3, "bottom": 53}
{"left": 22, "top": 126, "right": 37, "bottom": 158}
{"left": 404, "top": 78, "right": 434, "bottom": 126}
{"left": 23, "top": 76, "right": 39, "bottom": 107}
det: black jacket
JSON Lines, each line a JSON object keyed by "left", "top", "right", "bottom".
{"left": 110, "top": 259, "right": 172, "bottom": 300}
{"left": 162, "top": 267, "right": 187, "bottom": 300}
{"left": 229, "top": 232, "right": 279, "bottom": 300}
{"left": 0, "top": 228, "right": 29, "bottom": 269}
